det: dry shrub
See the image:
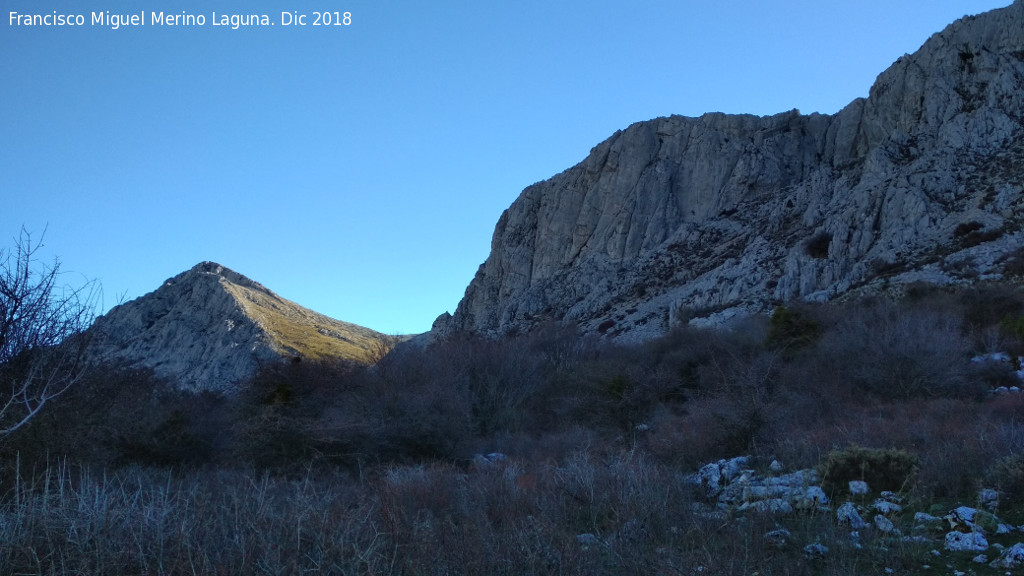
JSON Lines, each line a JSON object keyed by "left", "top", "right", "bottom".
{"left": 1, "top": 364, "right": 223, "bottom": 471}
{"left": 815, "top": 300, "right": 979, "bottom": 399}
{"left": 961, "top": 283, "right": 1024, "bottom": 330}
{"left": 820, "top": 445, "right": 919, "bottom": 496}
{"left": 987, "top": 454, "right": 1024, "bottom": 510}
{"left": 0, "top": 466, "right": 388, "bottom": 575}
{"left": 644, "top": 395, "right": 763, "bottom": 469}
{"left": 767, "top": 305, "right": 821, "bottom": 351}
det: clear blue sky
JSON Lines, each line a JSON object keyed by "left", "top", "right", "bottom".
{"left": 2, "top": 0, "right": 1010, "bottom": 335}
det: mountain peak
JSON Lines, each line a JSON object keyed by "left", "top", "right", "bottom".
{"left": 87, "top": 263, "right": 391, "bottom": 392}
{"left": 167, "top": 261, "right": 271, "bottom": 294}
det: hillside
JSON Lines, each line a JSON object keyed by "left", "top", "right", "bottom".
{"left": 437, "top": 0, "right": 1024, "bottom": 340}
{"left": 85, "top": 261, "right": 390, "bottom": 391}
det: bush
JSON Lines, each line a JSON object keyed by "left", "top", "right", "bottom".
{"left": 987, "top": 454, "right": 1024, "bottom": 510}
{"left": 232, "top": 358, "right": 363, "bottom": 469}
{"left": 766, "top": 305, "right": 820, "bottom": 352}
{"left": 804, "top": 231, "right": 832, "bottom": 259}
{"left": 820, "top": 445, "right": 919, "bottom": 496}
{"left": 815, "top": 300, "right": 979, "bottom": 399}
{"left": 0, "top": 364, "right": 222, "bottom": 471}
{"left": 961, "top": 284, "right": 1024, "bottom": 331}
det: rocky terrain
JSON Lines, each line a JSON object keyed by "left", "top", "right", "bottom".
{"left": 85, "top": 261, "right": 391, "bottom": 392}
{"left": 684, "top": 456, "right": 1024, "bottom": 572}
{"left": 437, "top": 0, "right": 1024, "bottom": 340}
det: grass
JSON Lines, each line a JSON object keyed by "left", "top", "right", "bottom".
{"left": 223, "top": 280, "right": 392, "bottom": 364}
{"left": 0, "top": 461, "right": 391, "bottom": 575}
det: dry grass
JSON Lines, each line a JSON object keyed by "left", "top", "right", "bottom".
{"left": 223, "top": 281, "right": 391, "bottom": 364}
{"left": 0, "top": 461, "right": 391, "bottom": 575}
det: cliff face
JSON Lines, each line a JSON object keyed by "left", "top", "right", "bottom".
{"left": 441, "top": 1, "right": 1024, "bottom": 340}
{"left": 87, "top": 262, "right": 388, "bottom": 392}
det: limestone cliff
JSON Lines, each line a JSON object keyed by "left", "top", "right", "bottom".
{"left": 441, "top": 1, "right": 1024, "bottom": 340}
{"left": 87, "top": 262, "right": 389, "bottom": 392}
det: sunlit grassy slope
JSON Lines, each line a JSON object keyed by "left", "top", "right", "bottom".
{"left": 222, "top": 280, "right": 392, "bottom": 364}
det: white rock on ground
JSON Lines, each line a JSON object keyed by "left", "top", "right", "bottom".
{"left": 991, "top": 542, "right": 1024, "bottom": 568}
{"left": 945, "top": 531, "right": 989, "bottom": 552}
{"left": 848, "top": 480, "right": 870, "bottom": 495}
{"left": 837, "top": 502, "right": 867, "bottom": 529}
{"left": 875, "top": 514, "right": 898, "bottom": 534}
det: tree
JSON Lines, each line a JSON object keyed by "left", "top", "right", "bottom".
{"left": 0, "top": 228, "right": 98, "bottom": 437}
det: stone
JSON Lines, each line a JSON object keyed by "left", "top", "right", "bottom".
{"left": 433, "top": 2, "right": 1024, "bottom": 342}
{"left": 979, "top": 488, "right": 1000, "bottom": 511}
{"left": 697, "top": 462, "right": 723, "bottom": 497}
{"left": 720, "top": 456, "right": 750, "bottom": 481}
{"left": 742, "top": 498, "right": 794, "bottom": 515}
{"left": 575, "top": 533, "right": 600, "bottom": 548}
{"left": 763, "top": 529, "right": 792, "bottom": 549}
{"left": 803, "top": 543, "right": 829, "bottom": 558}
{"left": 769, "top": 460, "right": 784, "bottom": 474}
{"left": 974, "top": 554, "right": 990, "bottom": 564}
{"left": 837, "top": 502, "right": 867, "bottom": 529}
{"left": 990, "top": 542, "right": 1024, "bottom": 568}
{"left": 947, "top": 506, "right": 979, "bottom": 530}
{"left": 915, "top": 512, "right": 945, "bottom": 531}
{"left": 880, "top": 491, "right": 903, "bottom": 504}
{"left": 849, "top": 480, "right": 870, "bottom": 495}
{"left": 945, "top": 531, "right": 989, "bottom": 552}
{"left": 874, "top": 499, "right": 903, "bottom": 515}
{"left": 794, "top": 486, "right": 829, "bottom": 509}
{"left": 875, "top": 514, "right": 898, "bottom": 534}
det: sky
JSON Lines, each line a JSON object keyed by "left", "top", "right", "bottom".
{"left": 1, "top": 0, "right": 1012, "bottom": 335}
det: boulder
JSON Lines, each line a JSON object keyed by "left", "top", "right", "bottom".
{"left": 837, "top": 502, "right": 867, "bottom": 530}
{"left": 875, "top": 514, "right": 899, "bottom": 534}
{"left": 945, "top": 531, "right": 989, "bottom": 552}
{"left": 991, "top": 542, "right": 1024, "bottom": 568}
{"left": 848, "top": 480, "right": 870, "bottom": 495}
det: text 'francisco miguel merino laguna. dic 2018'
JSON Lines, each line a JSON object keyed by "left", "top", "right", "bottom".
{"left": 9, "top": 11, "right": 352, "bottom": 30}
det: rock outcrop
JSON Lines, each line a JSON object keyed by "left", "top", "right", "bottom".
{"left": 442, "top": 1, "right": 1024, "bottom": 340}
{"left": 86, "top": 262, "right": 390, "bottom": 392}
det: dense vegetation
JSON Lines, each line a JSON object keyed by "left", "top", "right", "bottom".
{"left": 2, "top": 283, "right": 1024, "bottom": 575}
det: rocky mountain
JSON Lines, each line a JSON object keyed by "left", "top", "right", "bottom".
{"left": 86, "top": 262, "right": 390, "bottom": 392}
{"left": 436, "top": 1, "right": 1024, "bottom": 341}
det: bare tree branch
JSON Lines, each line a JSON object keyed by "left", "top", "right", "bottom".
{"left": 0, "top": 228, "right": 99, "bottom": 438}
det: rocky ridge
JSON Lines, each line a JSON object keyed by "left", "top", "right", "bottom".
{"left": 438, "top": 1, "right": 1024, "bottom": 340}
{"left": 86, "top": 262, "right": 389, "bottom": 392}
